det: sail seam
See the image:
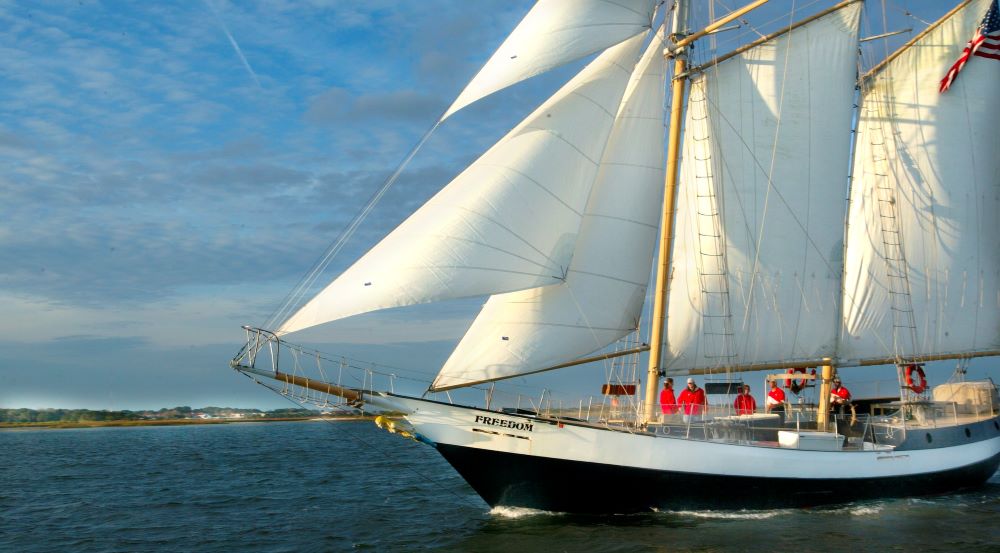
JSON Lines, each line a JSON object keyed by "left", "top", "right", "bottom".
{"left": 583, "top": 212, "right": 658, "bottom": 229}
{"left": 440, "top": 226, "right": 560, "bottom": 271}
{"left": 476, "top": 162, "right": 590, "bottom": 217}
{"left": 567, "top": 269, "right": 647, "bottom": 287}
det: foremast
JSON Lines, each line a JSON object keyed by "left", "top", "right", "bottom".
{"left": 642, "top": 0, "right": 771, "bottom": 425}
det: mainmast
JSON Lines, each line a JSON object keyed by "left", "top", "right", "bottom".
{"left": 642, "top": 0, "right": 770, "bottom": 424}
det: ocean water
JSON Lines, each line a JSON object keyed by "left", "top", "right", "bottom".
{"left": 3, "top": 420, "right": 999, "bottom": 552}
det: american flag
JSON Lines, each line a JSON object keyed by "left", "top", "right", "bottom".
{"left": 939, "top": 0, "right": 1000, "bottom": 93}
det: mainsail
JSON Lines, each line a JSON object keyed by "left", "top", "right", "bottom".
{"left": 665, "top": 4, "right": 862, "bottom": 372}
{"left": 278, "top": 33, "right": 648, "bottom": 336}
{"left": 442, "top": 0, "right": 658, "bottom": 119}
{"left": 432, "top": 33, "right": 667, "bottom": 391}
{"left": 841, "top": 0, "right": 1000, "bottom": 362}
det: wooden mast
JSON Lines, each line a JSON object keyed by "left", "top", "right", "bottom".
{"left": 642, "top": 0, "right": 690, "bottom": 425}
{"left": 643, "top": 0, "right": 771, "bottom": 424}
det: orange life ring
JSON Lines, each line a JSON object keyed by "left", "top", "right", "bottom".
{"left": 905, "top": 364, "right": 927, "bottom": 394}
{"left": 786, "top": 367, "right": 810, "bottom": 394}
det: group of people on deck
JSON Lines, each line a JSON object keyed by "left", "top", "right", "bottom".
{"left": 658, "top": 375, "right": 852, "bottom": 421}
{"left": 658, "top": 377, "right": 707, "bottom": 423}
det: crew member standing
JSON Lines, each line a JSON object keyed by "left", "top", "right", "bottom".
{"left": 659, "top": 378, "right": 677, "bottom": 419}
{"left": 765, "top": 379, "right": 786, "bottom": 415}
{"left": 733, "top": 384, "right": 756, "bottom": 415}
{"left": 830, "top": 377, "right": 851, "bottom": 409}
{"left": 677, "top": 378, "right": 707, "bottom": 423}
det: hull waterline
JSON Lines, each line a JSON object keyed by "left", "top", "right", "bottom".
{"left": 436, "top": 442, "right": 1000, "bottom": 513}
{"left": 379, "top": 393, "right": 1000, "bottom": 514}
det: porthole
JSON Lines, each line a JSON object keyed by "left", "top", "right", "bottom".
{"left": 925, "top": 433, "right": 932, "bottom": 443}
{"left": 965, "top": 428, "right": 972, "bottom": 438}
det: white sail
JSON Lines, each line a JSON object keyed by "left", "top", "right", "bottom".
{"left": 665, "top": 4, "right": 862, "bottom": 372}
{"left": 840, "top": 0, "right": 1000, "bottom": 362}
{"left": 442, "top": 0, "right": 657, "bottom": 119}
{"left": 431, "top": 34, "right": 667, "bottom": 391}
{"left": 278, "top": 33, "right": 647, "bottom": 336}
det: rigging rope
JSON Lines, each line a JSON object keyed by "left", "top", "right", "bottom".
{"left": 263, "top": 118, "right": 443, "bottom": 331}
{"left": 740, "top": 0, "right": 797, "bottom": 361}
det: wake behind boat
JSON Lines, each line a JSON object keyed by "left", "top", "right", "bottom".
{"left": 230, "top": 0, "right": 1000, "bottom": 514}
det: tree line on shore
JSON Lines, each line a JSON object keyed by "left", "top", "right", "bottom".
{"left": 0, "top": 406, "right": 318, "bottom": 423}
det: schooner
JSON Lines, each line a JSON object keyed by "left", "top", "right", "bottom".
{"left": 231, "top": 0, "right": 1000, "bottom": 513}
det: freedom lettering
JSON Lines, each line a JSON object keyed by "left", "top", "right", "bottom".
{"left": 474, "top": 415, "right": 534, "bottom": 432}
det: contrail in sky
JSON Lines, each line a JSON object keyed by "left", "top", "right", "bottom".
{"left": 205, "top": 0, "right": 263, "bottom": 89}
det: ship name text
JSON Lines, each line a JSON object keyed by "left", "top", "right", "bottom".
{"left": 474, "top": 415, "right": 533, "bottom": 432}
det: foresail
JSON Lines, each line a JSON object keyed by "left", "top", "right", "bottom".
{"left": 840, "top": 0, "right": 1000, "bottom": 362}
{"left": 665, "top": 4, "right": 862, "bottom": 372}
{"left": 278, "top": 33, "right": 648, "bottom": 336}
{"left": 432, "top": 34, "right": 667, "bottom": 391}
{"left": 442, "top": 0, "right": 657, "bottom": 119}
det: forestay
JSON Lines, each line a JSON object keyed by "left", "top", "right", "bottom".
{"left": 840, "top": 0, "right": 1000, "bottom": 362}
{"left": 442, "top": 0, "right": 657, "bottom": 119}
{"left": 432, "top": 34, "right": 667, "bottom": 391}
{"left": 278, "top": 33, "right": 648, "bottom": 336}
{"left": 665, "top": 5, "right": 862, "bottom": 372}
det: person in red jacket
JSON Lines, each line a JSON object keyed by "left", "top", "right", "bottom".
{"left": 677, "top": 378, "right": 707, "bottom": 423}
{"left": 733, "top": 384, "right": 756, "bottom": 415}
{"left": 830, "top": 377, "right": 851, "bottom": 407}
{"left": 765, "top": 380, "right": 785, "bottom": 413}
{"left": 659, "top": 378, "right": 677, "bottom": 418}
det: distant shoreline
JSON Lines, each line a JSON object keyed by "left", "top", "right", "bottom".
{"left": 0, "top": 416, "right": 373, "bottom": 430}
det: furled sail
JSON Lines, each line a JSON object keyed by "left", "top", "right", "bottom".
{"left": 442, "top": 0, "right": 657, "bottom": 119}
{"left": 278, "top": 33, "right": 648, "bottom": 336}
{"left": 665, "top": 4, "right": 862, "bottom": 372}
{"left": 840, "top": 0, "right": 1000, "bottom": 362}
{"left": 431, "top": 34, "right": 667, "bottom": 391}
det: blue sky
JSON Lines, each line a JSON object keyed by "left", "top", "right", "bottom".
{"left": 1, "top": 1, "right": 982, "bottom": 410}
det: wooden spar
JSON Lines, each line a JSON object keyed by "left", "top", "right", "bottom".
{"left": 641, "top": 54, "right": 685, "bottom": 424}
{"left": 430, "top": 344, "right": 650, "bottom": 393}
{"left": 237, "top": 365, "right": 364, "bottom": 402}
{"left": 681, "top": 349, "right": 1000, "bottom": 376}
{"left": 817, "top": 362, "right": 835, "bottom": 432}
{"left": 859, "top": 29, "right": 913, "bottom": 43}
{"left": 272, "top": 370, "right": 362, "bottom": 401}
{"left": 685, "top": 359, "right": 831, "bottom": 376}
{"left": 642, "top": 2, "right": 689, "bottom": 426}
{"left": 862, "top": 0, "right": 972, "bottom": 82}
{"left": 690, "top": 0, "right": 861, "bottom": 73}
{"left": 671, "top": 0, "right": 770, "bottom": 51}
{"left": 853, "top": 350, "right": 1000, "bottom": 367}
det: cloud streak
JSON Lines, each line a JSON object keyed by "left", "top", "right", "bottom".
{"left": 205, "top": 0, "right": 263, "bottom": 90}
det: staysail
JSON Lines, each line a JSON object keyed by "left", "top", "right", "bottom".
{"left": 840, "top": 0, "right": 1000, "bottom": 362}
{"left": 442, "top": 0, "right": 658, "bottom": 119}
{"left": 278, "top": 33, "right": 648, "bottom": 336}
{"left": 665, "top": 4, "right": 862, "bottom": 372}
{"left": 431, "top": 34, "right": 667, "bottom": 391}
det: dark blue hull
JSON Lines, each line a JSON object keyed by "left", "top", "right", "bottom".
{"left": 436, "top": 443, "right": 1000, "bottom": 514}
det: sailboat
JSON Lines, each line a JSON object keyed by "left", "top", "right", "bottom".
{"left": 231, "top": 0, "right": 1000, "bottom": 513}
